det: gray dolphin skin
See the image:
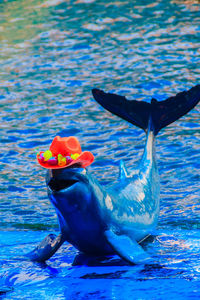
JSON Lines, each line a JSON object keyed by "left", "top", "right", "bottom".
{"left": 28, "top": 84, "right": 200, "bottom": 264}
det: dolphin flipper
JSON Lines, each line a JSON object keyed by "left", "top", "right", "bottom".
{"left": 27, "top": 233, "right": 64, "bottom": 262}
{"left": 105, "top": 230, "right": 151, "bottom": 264}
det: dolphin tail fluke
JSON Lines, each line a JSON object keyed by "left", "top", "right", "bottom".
{"left": 92, "top": 85, "right": 200, "bottom": 135}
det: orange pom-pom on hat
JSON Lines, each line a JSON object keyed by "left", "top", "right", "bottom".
{"left": 37, "top": 136, "right": 94, "bottom": 169}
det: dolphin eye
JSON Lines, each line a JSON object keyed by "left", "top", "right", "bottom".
{"left": 48, "top": 178, "right": 78, "bottom": 192}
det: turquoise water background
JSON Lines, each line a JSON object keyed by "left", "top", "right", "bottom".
{"left": 0, "top": 0, "right": 200, "bottom": 298}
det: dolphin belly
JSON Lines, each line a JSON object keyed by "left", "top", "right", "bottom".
{"left": 54, "top": 198, "right": 113, "bottom": 255}
{"left": 47, "top": 170, "right": 113, "bottom": 255}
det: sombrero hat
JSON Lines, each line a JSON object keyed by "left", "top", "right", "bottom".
{"left": 37, "top": 136, "right": 94, "bottom": 169}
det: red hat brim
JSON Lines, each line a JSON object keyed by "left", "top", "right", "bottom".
{"left": 37, "top": 151, "right": 94, "bottom": 169}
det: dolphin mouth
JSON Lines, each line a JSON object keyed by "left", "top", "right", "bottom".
{"left": 48, "top": 178, "right": 79, "bottom": 192}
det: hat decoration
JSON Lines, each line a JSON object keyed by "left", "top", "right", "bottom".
{"left": 37, "top": 136, "right": 94, "bottom": 169}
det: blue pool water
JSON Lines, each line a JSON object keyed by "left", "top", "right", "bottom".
{"left": 0, "top": 0, "right": 200, "bottom": 298}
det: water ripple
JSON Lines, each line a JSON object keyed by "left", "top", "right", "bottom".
{"left": 0, "top": 0, "right": 200, "bottom": 297}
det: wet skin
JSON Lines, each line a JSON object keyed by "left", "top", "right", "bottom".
{"left": 39, "top": 130, "right": 159, "bottom": 263}
{"left": 28, "top": 85, "right": 200, "bottom": 264}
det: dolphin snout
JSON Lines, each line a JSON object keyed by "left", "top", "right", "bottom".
{"left": 48, "top": 177, "right": 78, "bottom": 192}
{"left": 46, "top": 168, "right": 88, "bottom": 193}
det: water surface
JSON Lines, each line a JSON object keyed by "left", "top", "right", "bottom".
{"left": 0, "top": 0, "right": 200, "bottom": 298}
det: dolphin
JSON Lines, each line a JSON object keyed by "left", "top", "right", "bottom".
{"left": 28, "top": 84, "right": 200, "bottom": 264}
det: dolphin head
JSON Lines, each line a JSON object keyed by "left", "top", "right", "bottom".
{"left": 46, "top": 167, "right": 90, "bottom": 213}
{"left": 46, "top": 168, "right": 96, "bottom": 229}
{"left": 45, "top": 167, "right": 112, "bottom": 254}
